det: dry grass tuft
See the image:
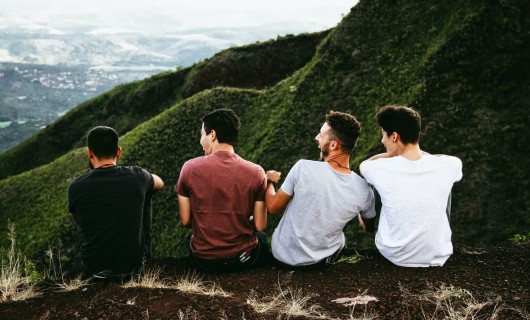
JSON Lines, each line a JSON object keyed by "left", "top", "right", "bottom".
{"left": 404, "top": 284, "right": 505, "bottom": 320}
{"left": 56, "top": 275, "right": 90, "bottom": 292}
{"left": 0, "top": 223, "right": 40, "bottom": 302}
{"left": 175, "top": 272, "right": 230, "bottom": 297}
{"left": 123, "top": 266, "right": 170, "bottom": 289}
{"left": 122, "top": 268, "right": 230, "bottom": 298}
{"left": 247, "top": 280, "right": 329, "bottom": 319}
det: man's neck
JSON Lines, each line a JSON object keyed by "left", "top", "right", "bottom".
{"left": 211, "top": 143, "right": 235, "bottom": 154}
{"left": 397, "top": 143, "right": 422, "bottom": 161}
{"left": 92, "top": 158, "right": 117, "bottom": 169}
{"left": 325, "top": 152, "right": 351, "bottom": 173}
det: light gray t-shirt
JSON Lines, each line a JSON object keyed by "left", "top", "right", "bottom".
{"left": 360, "top": 154, "right": 462, "bottom": 267}
{"left": 272, "top": 160, "right": 376, "bottom": 266}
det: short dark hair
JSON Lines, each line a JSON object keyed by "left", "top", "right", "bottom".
{"left": 325, "top": 111, "right": 361, "bottom": 154}
{"left": 376, "top": 105, "right": 421, "bottom": 144}
{"left": 201, "top": 108, "right": 240, "bottom": 145}
{"left": 87, "top": 126, "right": 119, "bottom": 159}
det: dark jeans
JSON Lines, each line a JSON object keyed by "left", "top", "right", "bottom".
{"left": 273, "top": 247, "right": 342, "bottom": 271}
{"left": 81, "top": 260, "right": 138, "bottom": 283}
{"left": 189, "top": 232, "right": 272, "bottom": 274}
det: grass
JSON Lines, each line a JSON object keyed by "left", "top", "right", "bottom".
{"left": 0, "top": 223, "right": 40, "bottom": 302}
{"left": 333, "top": 251, "right": 365, "bottom": 265}
{"left": 123, "top": 267, "right": 230, "bottom": 298}
{"left": 174, "top": 271, "right": 230, "bottom": 297}
{"left": 123, "top": 265, "right": 169, "bottom": 289}
{"left": 402, "top": 284, "right": 505, "bottom": 320}
{"left": 247, "top": 279, "right": 330, "bottom": 319}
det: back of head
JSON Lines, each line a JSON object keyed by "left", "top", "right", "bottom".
{"left": 87, "top": 126, "right": 119, "bottom": 159}
{"left": 376, "top": 105, "right": 421, "bottom": 144}
{"left": 201, "top": 108, "right": 240, "bottom": 145}
{"left": 326, "top": 111, "right": 361, "bottom": 154}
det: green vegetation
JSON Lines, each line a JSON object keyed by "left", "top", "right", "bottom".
{"left": 0, "top": 0, "right": 528, "bottom": 266}
{"left": 509, "top": 232, "right": 530, "bottom": 244}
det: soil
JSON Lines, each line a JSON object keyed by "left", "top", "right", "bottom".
{"left": 1, "top": 244, "right": 528, "bottom": 320}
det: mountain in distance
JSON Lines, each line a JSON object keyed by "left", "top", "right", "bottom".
{"left": 0, "top": 23, "right": 312, "bottom": 152}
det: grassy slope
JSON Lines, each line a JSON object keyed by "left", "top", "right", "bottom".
{"left": 0, "top": 0, "right": 528, "bottom": 262}
{"left": 0, "top": 32, "right": 327, "bottom": 180}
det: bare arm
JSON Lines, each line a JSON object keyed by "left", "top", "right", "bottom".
{"left": 367, "top": 153, "right": 391, "bottom": 161}
{"left": 358, "top": 215, "right": 375, "bottom": 233}
{"left": 266, "top": 186, "right": 292, "bottom": 214}
{"left": 152, "top": 173, "right": 164, "bottom": 191}
{"left": 177, "top": 194, "right": 192, "bottom": 227}
{"left": 265, "top": 170, "right": 292, "bottom": 214}
{"left": 253, "top": 201, "right": 267, "bottom": 232}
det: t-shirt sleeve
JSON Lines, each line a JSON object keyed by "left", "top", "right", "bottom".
{"left": 280, "top": 160, "right": 302, "bottom": 196}
{"left": 141, "top": 168, "right": 155, "bottom": 194}
{"left": 359, "top": 160, "right": 374, "bottom": 185}
{"left": 360, "top": 185, "right": 376, "bottom": 219}
{"left": 175, "top": 161, "right": 190, "bottom": 197}
{"left": 67, "top": 182, "right": 76, "bottom": 214}
{"left": 255, "top": 166, "right": 267, "bottom": 201}
{"left": 451, "top": 157, "right": 463, "bottom": 182}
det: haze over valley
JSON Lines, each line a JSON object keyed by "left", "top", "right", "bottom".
{"left": 0, "top": 1, "right": 352, "bottom": 152}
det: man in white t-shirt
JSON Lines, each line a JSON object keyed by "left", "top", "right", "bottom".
{"left": 360, "top": 105, "right": 463, "bottom": 267}
{"left": 265, "top": 111, "right": 376, "bottom": 270}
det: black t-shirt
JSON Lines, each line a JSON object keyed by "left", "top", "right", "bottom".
{"left": 67, "top": 166, "right": 154, "bottom": 274}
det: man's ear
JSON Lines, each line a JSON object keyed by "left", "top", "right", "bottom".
{"left": 330, "top": 140, "right": 339, "bottom": 150}
{"left": 116, "top": 147, "right": 122, "bottom": 159}
{"left": 88, "top": 148, "right": 95, "bottom": 159}
{"left": 210, "top": 130, "right": 217, "bottom": 142}
{"left": 391, "top": 132, "right": 399, "bottom": 143}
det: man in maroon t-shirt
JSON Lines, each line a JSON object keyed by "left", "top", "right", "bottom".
{"left": 175, "top": 108, "right": 270, "bottom": 273}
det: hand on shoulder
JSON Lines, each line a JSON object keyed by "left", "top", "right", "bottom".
{"left": 367, "top": 153, "right": 393, "bottom": 161}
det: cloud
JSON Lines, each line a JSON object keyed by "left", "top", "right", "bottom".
{"left": 1, "top": 0, "right": 356, "bottom": 35}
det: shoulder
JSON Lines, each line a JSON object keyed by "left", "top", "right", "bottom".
{"left": 286, "top": 159, "right": 321, "bottom": 175}
{"left": 426, "top": 154, "right": 462, "bottom": 168}
{"left": 294, "top": 159, "right": 321, "bottom": 169}
{"left": 68, "top": 170, "right": 92, "bottom": 187}
{"left": 181, "top": 156, "right": 207, "bottom": 170}
{"left": 238, "top": 156, "right": 265, "bottom": 172}
{"left": 360, "top": 157, "right": 385, "bottom": 172}
{"left": 118, "top": 165, "right": 151, "bottom": 176}
{"left": 67, "top": 174, "right": 86, "bottom": 192}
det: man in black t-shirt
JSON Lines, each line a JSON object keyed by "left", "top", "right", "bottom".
{"left": 68, "top": 126, "right": 164, "bottom": 278}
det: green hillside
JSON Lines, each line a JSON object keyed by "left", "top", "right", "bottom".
{"left": 0, "top": 0, "right": 528, "bottom": 265}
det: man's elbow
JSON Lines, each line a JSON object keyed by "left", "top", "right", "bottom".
{"left": 180, "top": 219, "right": 192, "bottom": 228}
{"left": 266, "top": 206, "right": 281, "bottom": 214}
{"left": 152, "top": 174, "right": 164, "bottom": 190}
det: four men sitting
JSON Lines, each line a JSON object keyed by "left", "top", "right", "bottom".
{"left": 69, "top": 105, "right": 462, "bottom": 276}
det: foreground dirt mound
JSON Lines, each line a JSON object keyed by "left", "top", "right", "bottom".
{"left": 1, "top": 244, "right": 528, "bottom": 319}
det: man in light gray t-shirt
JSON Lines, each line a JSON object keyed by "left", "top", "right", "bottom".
{"left": 265, "top": 111, "right": 376, "bottom": 268}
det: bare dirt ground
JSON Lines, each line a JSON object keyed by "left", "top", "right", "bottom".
{"left": 1, "top": 244, "right": 528, "bottom": 320}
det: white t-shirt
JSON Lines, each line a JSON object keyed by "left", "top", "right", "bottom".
{"left": 360, "top": 154, "right": 463, "bottom": 267}
{"left": 272, "top": 160, "right": 376, "bottom": 266}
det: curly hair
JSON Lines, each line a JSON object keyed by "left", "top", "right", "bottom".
{"left": 325, "top": 111, "right": 361, "bottom": 154}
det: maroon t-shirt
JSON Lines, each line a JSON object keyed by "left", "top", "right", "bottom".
{"left": 175, "top": 151, "right": 267, "bottom": 259}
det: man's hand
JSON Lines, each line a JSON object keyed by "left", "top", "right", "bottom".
{"left": 266, "top": 170, "right": 281, "bottom": 184}
{"left": 368, "top": 153, "right": 392, "bottom": 160}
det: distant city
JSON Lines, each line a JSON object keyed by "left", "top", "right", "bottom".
{"left": 0, "top": 25, "right": 304, "bottom": 152}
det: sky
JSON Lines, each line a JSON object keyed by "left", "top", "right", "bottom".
{"left": 0, "top": 0, "right": 358, "bottom": 35}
